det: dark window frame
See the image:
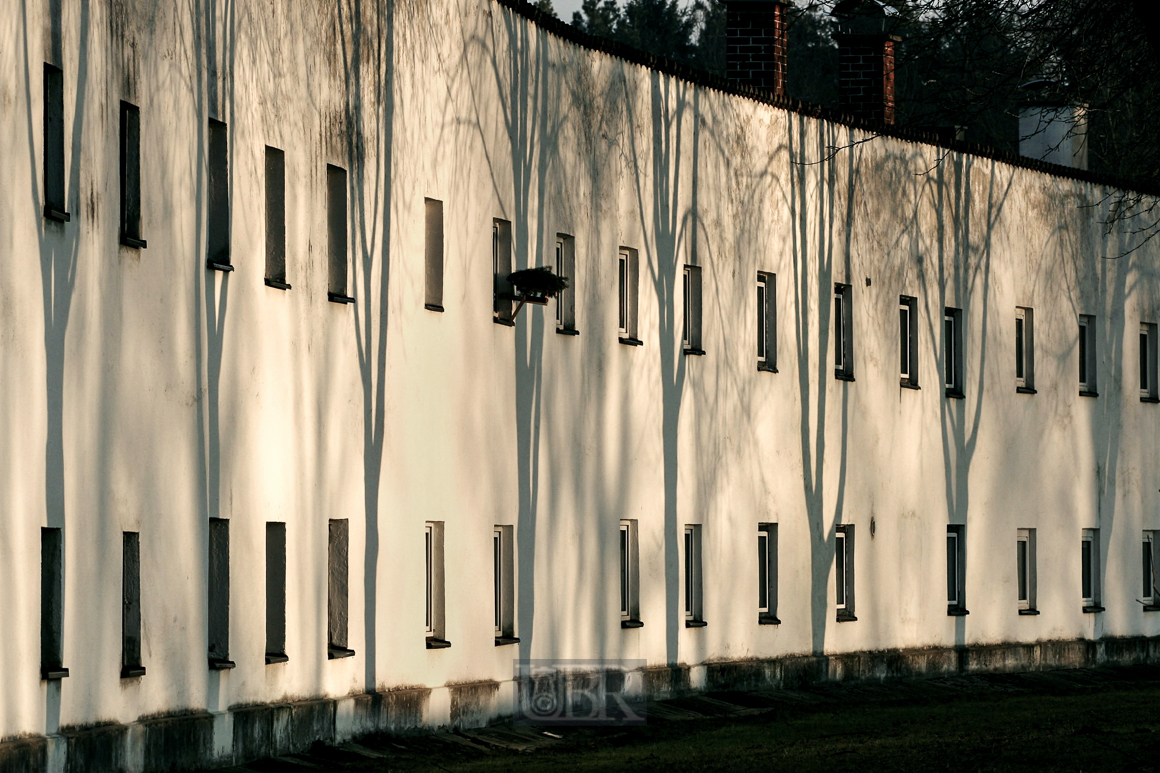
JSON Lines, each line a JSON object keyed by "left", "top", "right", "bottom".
{"left": 208, "top": 518, "right": 234, "bottom": 669}
{"left": 947, "top": 525, "right": 968, "bottom": 615}
{"left": 900, "top": 295, "right": 918, "bottom": 388}
{"left": 327, "top": 165, "right": 354, "bottom": 303}
{"left": 1079, "top": 314, "right": 1097, "bottom": 396}
{"left": 265, "top": 522, "right": 288, "bottom": 663}
{"left": 944, "top": 307, "right": 964, "bottom": 398}
{"left": 424, "top": 199, "right": 445, "bottom": 312}
{"left": 758, "top": 523, "right": 779, "bottom": 624}
{"left": 43, "top": 63, "right": 69, "bottom": 222}
{"left": 618, "top": 248, "right": 641, "bottom": 345}
{"left": 1015, "top": 306, "right": 1036, "bottom": 393}
{"left": 493, "top": 219, "right": 514, "bottom": 325}
{"left": 757, "top": 272, "right": 777, "bottom": 372}
{"left": 556, "top": 234, "right": 578, "bottom": 334}
{"left": 264, "top": 146, "right": 289, "bottom": 290}
{"left": 121, "top": 532, "right": 145, "bottom": 678}
{"left": 205, "top": 119, "right": 231, "bottom": 271}
{"left": 683, "top": 524, "right": 705, "bottom": 627}
{"left": 683, "top": 264, "right": 704, "bottom": 355}
{"left": 834, "top": 283, "right": 854, "bottom": 381}
{"left": 328, "top": 519, "right": 355, "bottom": 659}
{"left": 835, "top": 525, "right": 856, "bottom": 621}
{"left": 119, "top": 101, "right": 146, "bottom": 248}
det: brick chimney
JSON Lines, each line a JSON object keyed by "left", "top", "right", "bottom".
{"left": 725, "top": 1, "right": 788, "bottom": 97}
{"left": 832, "top": 0, "right": 901, "bottom": 124}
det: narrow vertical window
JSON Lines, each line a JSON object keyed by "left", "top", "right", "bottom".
{"left": 43, "top": 64, "right": 68, "bottom": 221}
{"left": 556, "top": 234, "right": 577, "bottom": 334}
{"left": 493, "top": 219, "right": 513, "bottom": 324}
{"left": 683, "top": 525, "right": 705, "bottom": 626}
{"left": 1015, "top": 307, "right": 1035, "bottom": 392}
{"left": 683, "top": 265, "right": 704, "bottom": 354}
{"left": 620, "top": 520, "right": 642, "bottom": 628}
{"left": 40, "top": 527, "right": 68, "bottom": 679}
{"left": 947, "top": 525, "right": 967, "bottom": 615}
{"left": 945, "top": 308, "right": 964, "bottom": 397}
{"left": 1081, "top": 529, "right": 1102, "bottom": 612}
{"left": 264, "top": 147, "right": 289, "bottom": 289}
{"left": 757, "top": 272, "right": 776, "bottom": 372}
{"left": 758, "top": 523, "right": 779, "bottom": 624}
{"left": 1079, "top": 315, "right": 1097, "bottom": 395}
{"left": 328, "top": 519, "right": 354, "bottom": 658}
{"left": 1141, "top": 323, "right": 1158, "bottom": 401}
{"left": 834, "top": 284, "right": 853, "bottom": 380}
{"left": 119, "top": 102, "right": 145, "bottom": 248}
{"left": 207, "top": 518, "right": 234, "bottom": 669}
{"left": 327, "top": 165, "right": 353, "bottom": 303}
{"left": 1017, "top": 528, "right": 1037, "bottom": 614}
{"left": 206, "top": 119, "right": 231, "bottom": 271}
{"left": 425, "top": 522, "right": 449, "bottom": 647}
{"left": 424, "top": 199, "right": 445, "bottom": 311}
{"left": 900, "top": 296, "right": 918, "bottom": 387}
{"left": 1143, "top": 531, "right": 1157, "bottom": 608}
{"left": 121, "top": 532, "right": 144, "bottom": 678}
{"left": 265, "top": 522, "right": 288, "bottom": 663}
{"left": 835, "top": 525, "right": 856, "bottom": 620}
{"left": 493, "top": 525, "right": 517, "bottom": 644}
{"left": 617, "top": 248, "right": 640, "bottom": 344}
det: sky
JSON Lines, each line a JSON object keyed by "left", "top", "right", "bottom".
{"left": 554, "top": 0, "right": 586, "bottom": 20}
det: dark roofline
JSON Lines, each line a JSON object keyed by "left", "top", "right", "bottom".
{"left": 495, "top": 0, "right": 1159, "bottom": 201}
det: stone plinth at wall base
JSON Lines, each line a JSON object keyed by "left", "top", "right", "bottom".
{"left": 4, "top": 636, "right": 1160, "bottom": 772}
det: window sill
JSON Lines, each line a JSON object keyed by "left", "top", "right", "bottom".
{"left": 1017, "top": 609, "right": 1040, "bottom": 616}
{"left": 683, "top": 347, "right": 706, "bottom": 356}
{"left": 264, "top": 278, "right": 292, "bottom": 291}
{"left": 208, "top": 657, "right": 236, "bottom": 670}
{"left": 44, "top": 207, "right": 70, "bottom": 222}
{"left": 206, "top": 260, "right": 234, "bottom": 273}
{"left": 494, "top": 317, "right": 515, "bottom": 327}
{"left": 758, "top": 613, "right": 781, "bottom": 626}
{"left": 41, "top": 667, "right": 69, "bottom": 680}
{"left": 1082, "top": 605, "right": 1105, "bottom": 614}
{"left": 1016, "top": 386, "right": 1037, "bottom": 395}
{"left": 1143, "top": 605, "right": 1160, "bottom": 612}
{"left": 424, "top": 303, "right": 445, "bottom": 313}
{"left": 327, "top": 645, "right": 356, "bottom": 659}
{"left": 834, "top": 372, "right": 855, "bottom": 382}
{"left": 1142, "top": 396, "right": 1160, "bottom": 404}
{"left": 120, "top": 236, "right": 148, "bottom": 249}
{"left": 265, "top": 653, "right": 289, "bottom": 665}
{"left": 556, "top": 327, "right": 580, "bottom": 337}
{"left": 836, "top": 611, "right": 858, "bottom": 622}
{"left": 620, "top": 619, "right": 645, "bottom": 629}
{"left": 1079, "top": 390, "right": 1099, "bottom": 398}
{"left": 120, "top": 665, "right": 146, "bottom": 679}
{"left": 425, "top": 637, "right": 452, "bottom": 650}
{"left": 494, "top": 636, "right": 521, "bottom": 646}
{"left": 947, "top": 606, "right": 970, "bottom": 616}
{"left": 757, "top": 363, "right": 778, "bottom": 373}
{"left": 329, "top": 293, "right": 356, "bottom": 305}
{"left": 945, "top": 389, "right": 965, "bottom": 399}
{"left": 618, "top": 336, "right": 643, "bottom": 347}
{"left": 900, "top": 381, "right": 920, "bottom": 390}
{"left": 685, "top": 619, "right": 708, "bottom": 628}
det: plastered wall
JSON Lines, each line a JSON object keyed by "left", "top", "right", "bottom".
{"left": 1, "top": 0, "right": 1158, "bottom": 750}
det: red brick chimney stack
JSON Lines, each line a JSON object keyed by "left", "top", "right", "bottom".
{"left": 725, "top": 1, "right": 788, "bottom": 97}
{"left": 832, "top": 0, "right": 902, "bottom": 125}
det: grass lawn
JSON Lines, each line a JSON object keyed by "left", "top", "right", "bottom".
{"left": 229, "top": 667, "right": 1160, "bottom": 773}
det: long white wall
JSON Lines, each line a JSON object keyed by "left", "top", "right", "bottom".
{"left": 2, "top": 0, "right": 1159, "bottom": 755}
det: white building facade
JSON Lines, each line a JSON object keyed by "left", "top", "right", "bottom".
{"left": 2, "top": 0, "right": 1160, "bottom": 769}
